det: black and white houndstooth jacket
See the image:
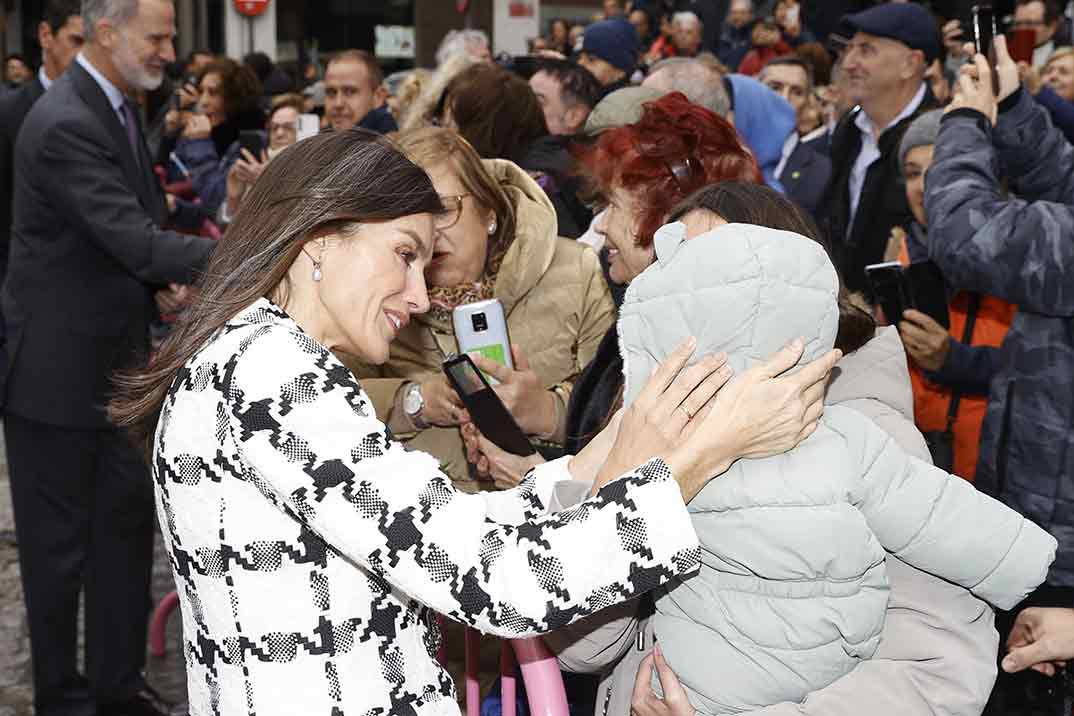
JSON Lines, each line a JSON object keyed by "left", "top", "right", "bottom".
{"left": 153, "top": 298, "right": 702, "bottom": 716}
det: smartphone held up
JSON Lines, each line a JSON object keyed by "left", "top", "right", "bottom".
{"left": 971, "top": 4, "right": 1001, "bottom": 94}
{"left": 452, "top": 299, "right": 513, "bottom": 382}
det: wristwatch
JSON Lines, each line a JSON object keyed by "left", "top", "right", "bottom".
{"left": 403, "top": 382, "right": 428, "bottom": 429}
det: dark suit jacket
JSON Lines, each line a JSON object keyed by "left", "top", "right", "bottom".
{"left": 1, "top": 61, "right": 215, "bottom": 428}
{"left": 0, "top": 76, "right": 45, "bottom": 284}
{"left": 802, "top": 128, "right": 832, "bottom": 157}
{"left": 780, "top": 139, "right": 832, "bottom": 221}
{"left": 817, "top": 89, "right": 938, "bottom": 294}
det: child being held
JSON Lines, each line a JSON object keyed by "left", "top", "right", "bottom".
{"left": 617, "top": 213, "right": 1056, "bottom": 715}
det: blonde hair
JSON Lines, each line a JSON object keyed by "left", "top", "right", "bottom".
{"left": 1045, "top": 47, "right": 1074, "bottom": 72}
{"left": 393, "top": 69, "right": 432, "bottom": 122}
{"left": 401, "top": 53, "right": 480, "bottom": 132}
{"left": 393, "top": 127, "right": 516, "bottom": 267}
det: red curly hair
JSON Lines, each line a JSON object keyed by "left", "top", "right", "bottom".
{"left": 581, "top": 92, "right": 761, "bottom": 248}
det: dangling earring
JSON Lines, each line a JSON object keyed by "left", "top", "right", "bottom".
{"left": 487, "top": 219, "right": 498, "bottom": 235}
{"left": 303, "top": 248, "right": 323, "bottom": 281}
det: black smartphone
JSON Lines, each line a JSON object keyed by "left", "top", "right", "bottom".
{"left": 865, "top": 262, "right": 910, "bottom": 327}
{"left": 442, "top": 354, "right": 536, "bottom": 457}
{"left": 904, "top": 261, "right": 951, "bottom": 329}
{"left": 971, "top": 4, "right": 1001, "bottom": 94}
{"left": 238, "top": 130, "right": 265, "bottom": 159}
{"left": 866, "top": 262, "right": 951, "bottom": 329}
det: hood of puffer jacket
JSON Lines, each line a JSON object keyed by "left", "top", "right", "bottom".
{"left": 419, "top": 158, "right": 559, "bottom": 330}
{"left": 619, "top": 222, "right": 839, "bottom": 407}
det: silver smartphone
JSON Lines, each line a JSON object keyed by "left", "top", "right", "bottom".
{"left": 297, "top": 113, "right": 320, "bottom": 142}
{"left": 452, "top": 299, "right": 513, "bottom": 383}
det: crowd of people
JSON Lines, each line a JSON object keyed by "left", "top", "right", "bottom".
{"left": 4, "top": 0, "right": 1074, "bottom": 715}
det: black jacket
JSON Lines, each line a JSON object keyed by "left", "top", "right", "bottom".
{"left": 818, "top": 88, "right": 938, "bottom": 294}
{"left": 519, "top": 135, "right": 592, "bottom": 239}
{"left": 0, "top": 76, "right": 45, "bottom": 285}
{"left": 565, "top": 324, "right": 622, "bottom": 455}
{"left": 1, "top": 60, "right": 214, "bottom": 428}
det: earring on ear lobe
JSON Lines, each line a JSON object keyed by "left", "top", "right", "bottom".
{"left": 487, "top": 220, "right": 498, "bottom": 235}
{"left": 303, "top": 248, "right": 323, "bottom": 281}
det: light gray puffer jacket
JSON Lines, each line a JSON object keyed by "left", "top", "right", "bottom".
{"left": 618, "top": 222, "right": 1057, "bottom": 715}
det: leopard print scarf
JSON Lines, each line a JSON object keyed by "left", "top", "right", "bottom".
{"left": 426, "top": 239, "right": 511, "bottom": 322}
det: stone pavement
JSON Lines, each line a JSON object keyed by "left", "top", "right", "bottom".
{"left": 0, "top": 424, "right": 188, "bottom": 716}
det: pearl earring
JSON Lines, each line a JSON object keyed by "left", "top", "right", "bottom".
{"left": 312, "top": 260, "right": 323, "bottom": 282}
{"left": 487, "top": 220, "right": 497, "bottom": 235}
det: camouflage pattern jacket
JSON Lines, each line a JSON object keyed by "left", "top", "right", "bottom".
{"left": 926, "top": 88, "right": 1074, "bottom": 586}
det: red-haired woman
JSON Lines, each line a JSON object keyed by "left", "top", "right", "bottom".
{"left": 462, "top": 92, "right": 761, "bottom": 485}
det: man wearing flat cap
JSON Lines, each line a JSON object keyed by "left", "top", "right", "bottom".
{"left": 818, "top": 3, "right": 942, "bottom": 296}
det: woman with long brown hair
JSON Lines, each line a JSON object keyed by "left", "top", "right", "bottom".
{"left": 108, "top": 128, "right": 836, "bottom": 715}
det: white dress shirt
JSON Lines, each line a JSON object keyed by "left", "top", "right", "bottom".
{"left": 38, "top": 66, "right": 53, "bottom": 91}
{"left": 847, "top": 82, "right": 926, "bottom": 236}
{"left": 75, "top": 53, "right": 130, "bottom": 129}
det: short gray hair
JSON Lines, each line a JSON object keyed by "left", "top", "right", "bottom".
{"left": 435, "top": 29, "right": 489, "bottom": 67}
{"left": 645, "top": 57, "right": 730, "bottom": 117}
{"left": 672, "top": 11, "right": 702, "bottom": 29}
{"left": 81, "top": 0, "right": 139, "bottom": 41}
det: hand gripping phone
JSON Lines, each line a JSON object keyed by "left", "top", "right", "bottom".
{"left": 442, "top": 354, "right": 536, "bottom": 456}
{"left": 453, "top": 299, "right": 513, "bottom": 383}
{"left": 238, "top": 130, "right": 265, "bottom": 159}
{"left": 865, "top": 261, "right": 950, "bottom": 329}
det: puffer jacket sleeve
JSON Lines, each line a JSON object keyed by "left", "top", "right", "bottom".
{"left": 832, "top": 407, "right": 1056, "bottom": 610}
{"left": 925, "top": 106, "right": 1074, "bottom": 316}
{"left": 225, "top": 324, "right": 701, "bottom": 638}
{"left": 993, "top": 87, "right": 1074, "bottom": 203}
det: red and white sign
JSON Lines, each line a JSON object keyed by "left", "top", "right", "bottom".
{"left": 233, "top": 0, "right": 269, "bottom": 18}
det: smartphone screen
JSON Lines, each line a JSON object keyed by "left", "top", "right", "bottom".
{"left": 445, "top": 357, "right": 488, "bottom": 397}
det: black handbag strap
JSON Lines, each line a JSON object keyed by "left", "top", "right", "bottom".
{"left": 946, "top": 293, "right": 982, "bottom": 429}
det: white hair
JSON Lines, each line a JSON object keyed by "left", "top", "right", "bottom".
{"left": 645, "top": 57, "right": 730, "bottom": 117}
{"left": 435, "top": 29, "right": 490, "bottom": 67}
{"left": 672, "top": 11, "right": 702, "bottom": 29}
{"left": 81, "top": 0, "right": 140, "bottom": 41}
{"left": 730, "top": 0, "right": 753, "bottom": 11}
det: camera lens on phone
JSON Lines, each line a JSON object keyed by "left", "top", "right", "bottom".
{"left": 471, "top": 313, "right": 488, "bottom": 332}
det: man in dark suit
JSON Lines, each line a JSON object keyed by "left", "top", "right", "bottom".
{"left": 0, "top": 0, "right": 83, "bottom": 371}
{"left": 760, "top": 55, "right": 833, "bottom": 220}
{"left": 1, "top": 1, "right": 214, "bottom": 714}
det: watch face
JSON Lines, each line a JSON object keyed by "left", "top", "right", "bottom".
{"left": 404, "top": 385, "right": 423, "bottom": 415}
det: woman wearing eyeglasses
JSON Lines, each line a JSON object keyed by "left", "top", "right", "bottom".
{"left": 220, "top": 93, "right": 306, "bottom": 225}
{"left": 343, "top": 126, "right": 615, "bottom": 494}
